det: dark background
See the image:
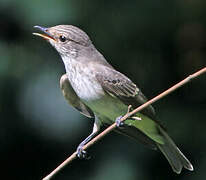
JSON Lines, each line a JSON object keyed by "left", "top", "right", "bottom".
{"left": 0, "top": 0, "right": 206, "bottom": 179}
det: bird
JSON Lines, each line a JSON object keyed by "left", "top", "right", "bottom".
{"left": 33, "top": 25, "right": 193, "bottom": 174}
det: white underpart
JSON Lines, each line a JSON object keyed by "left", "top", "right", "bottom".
{"left": 62, "top": 57, "right": 105, "bottom": 101}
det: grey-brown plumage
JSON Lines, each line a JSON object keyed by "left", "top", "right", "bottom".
{"left": 33, "top": 25, "right": 194, "bottom": 174}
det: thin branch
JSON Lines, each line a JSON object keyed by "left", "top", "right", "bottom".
{"left": 42, "top": 67, "right": 206, "bottom": 180}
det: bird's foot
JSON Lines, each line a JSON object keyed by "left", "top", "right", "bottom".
{"left": 116, "top": 105, "right": 141, "bottom": 127}
{"left": 127, "top": 105, "right": 132, "bottom": 113}
{"left": 126, "top": 105, "right": 141, "bottom": 121}
{"left": 116, "top": 116, "right": 124, "bottom": 127}
{"left": 116, "top": 105, "right": 133, "bottom": 127}
{"left": 76, "top": 145, "right": 90, "bottom": 159}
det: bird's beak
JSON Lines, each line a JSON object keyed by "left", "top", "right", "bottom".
{"left": 33, "top": 25, "right": 56, "bottom": 41}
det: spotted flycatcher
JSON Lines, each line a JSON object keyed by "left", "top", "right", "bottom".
{"left": 33, "top": 25, "right": 193, "bottom": 174}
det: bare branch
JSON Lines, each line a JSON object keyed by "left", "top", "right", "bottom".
{"left": 42, "top": 67, "right": 206, "bottom": 180}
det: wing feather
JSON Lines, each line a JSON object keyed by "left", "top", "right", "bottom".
{"left": 95, "top": 66, "right": 156, "bottom": 119}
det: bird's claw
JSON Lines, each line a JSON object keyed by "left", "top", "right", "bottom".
{"left": 77, "top": 146, "right": 90, "bottom": 159}
{"left": 116, "top": 116, "right": 124, "bottom": 127}
{"left": 116, "top": 105, "right": 133, "bottom": 127}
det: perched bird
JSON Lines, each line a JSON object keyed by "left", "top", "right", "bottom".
{"left": 33, "top": 25, "right": 193, "bottom": 174}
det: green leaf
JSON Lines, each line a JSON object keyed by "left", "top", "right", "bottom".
{"left": 125, "top": 113, "right": 164, "bottom": 144}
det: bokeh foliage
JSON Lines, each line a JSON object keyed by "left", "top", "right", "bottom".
{"left": 0, "top": 0, "right": 205, "bottom": 179}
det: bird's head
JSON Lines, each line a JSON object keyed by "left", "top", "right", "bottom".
{"left": 33, "top": 25, "right": 92, "bottom": 58}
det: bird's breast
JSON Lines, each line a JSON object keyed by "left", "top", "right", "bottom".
{"left": 65, "top": 60, "right": 105, "bottom": 101}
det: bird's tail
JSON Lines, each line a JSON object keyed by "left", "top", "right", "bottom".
{"left": 157, "top": 126, "right": 194, "bottom": 174}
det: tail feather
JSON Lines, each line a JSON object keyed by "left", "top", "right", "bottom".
{"left": 157, "top": 127, "right": 194, "bottom": 174}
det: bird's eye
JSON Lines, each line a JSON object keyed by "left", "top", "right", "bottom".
{"left": 59, "top": 35, "right": 67, "bottom": 42}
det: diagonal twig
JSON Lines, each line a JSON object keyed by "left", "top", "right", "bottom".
{"left": 42, "top": 67, "right": 206, "bottom": 180}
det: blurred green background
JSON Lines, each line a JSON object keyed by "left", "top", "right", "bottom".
{"left": 0, "top": 0, "right": 206, "bottom": 179}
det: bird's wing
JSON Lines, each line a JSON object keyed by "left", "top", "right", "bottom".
{"left": 95, "top": 66, "right": 165, "bottom": 146}
{"left": 95, "top": 66, "right": 156, "bottom": 119}
{"left": 60, "top": 74, "right": 94, "bottom": 118}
